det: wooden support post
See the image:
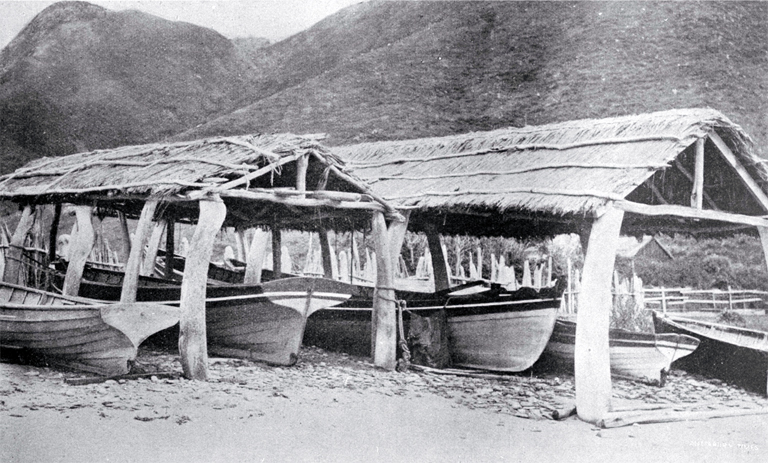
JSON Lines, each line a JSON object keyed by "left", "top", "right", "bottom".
{"left": 48, "top": 204, "right": 61, "bottom": 263}
{"left": 3, "top": 205, "right": 36, "bottom": 284}
{"left": 757, "top": 228, "right": 768, "bottom": 289}
{"left": 179, "top": 196, "right": 227, "bottom": 380}
{"left": 370, "top": 212, "right": 410, "bottom": 369}
{"left": 117, "top": 211, "right": 131, "bottom": 263}
{"left": 476, "top": 246, "right": 483, "bottom": 280}
{"left": 575, "top": 206, "right": 624, "bottom": 424}
{"left": 272, "top": 225, "right": 282, "bottom": 279}
{"left": 426, "top": 225, "right": 450, "bottom": 292}
{"left": 62, "top": 206, "right": 95, "bottom": 296}
{"left": 318, "top": 228, "right": 334, "bottom": 279}
{"left": 121, "top": 201, "right": 157, "bottom": 303}
{"left": 691, "top": 138, "right": 705, "bottom": 209}
{"left": 141, "top": 219, "right": 166, "bottom": 276}
{"left": 164, "top": 219, "right": 175, "bottom": 280}
{"left": 244, "top": 228, "right": 269, "bottom": 284}
{"left": 296, "top": 153, "right": 309, "bottom": 198}
{"left": 234, "top": 230, "right": 246, "bottom": 262}
{"left": 371, "top": 212, "right": 396, "bottom": 369}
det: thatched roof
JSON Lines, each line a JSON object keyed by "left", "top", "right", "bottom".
{"left": 0, "top": 133, "right": 397, "bottom": 230}
{"left": 336, "top": 108, "right": 766, "bottom": 237}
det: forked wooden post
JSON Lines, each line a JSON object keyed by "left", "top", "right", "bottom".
{"left": 575, "top": 206, "right": 624, "bottom": 423}
{"left": 62, "top": 205, "right": 95, "bottom": 296}
{"left": 141, "top": 219, "right": 166, "bottom": 276}
{"left": 371, "top": 211, "right": 409, "bottom": 369}
{"left": 3, "top": 205, "right": 35, "bottom": 284}
{"left": 426, "top": 225, "right": 451, "bottom": 292}
{"left": 371, "top": 212, "right": 396, "bottom": 369}
{"left": 179, "top": 196, "right": 227, "bottom": 380}
{"left": 244, "top": 228, "right": 269, "bottom": 284}
{"left": 121, "top": 201, "right": 158, "bottom": 303}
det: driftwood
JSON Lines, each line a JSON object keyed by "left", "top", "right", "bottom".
{"left": 65, "top": 372, "right": 180, "bottom": 386}
{"left": 409, "top": 364, "right": 520, "bottom": 382}
{"left": 552, "top": 404, "right": 577, "bottom": 420}
{"left": 598, "top": 407, "right": 768, "bottom": 429}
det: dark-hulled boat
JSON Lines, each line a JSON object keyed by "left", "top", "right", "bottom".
{"left": 304, "top": 283, "right": 560, "bottom": 372}
{"left": 0, "top": 282, "right": 180, "bottom": 375}
{"left": 653, "top": 311, "right": 768, "bottom": 395}
{"left": 55, "top": 265, "right": 352, "bottom": 366}
{"left": 542, "top": 318, "right": 700, "bottom": 385}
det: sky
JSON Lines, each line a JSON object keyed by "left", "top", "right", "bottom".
{"left": 0, "top": 0, "right": 365, "bottom": 48}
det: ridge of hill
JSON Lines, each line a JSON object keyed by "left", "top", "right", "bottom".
{"left": 0, "top": 1, "right": 256, "bottom": 174}
{"left": 175, "top": 1, "right": 767, "bottom": 157}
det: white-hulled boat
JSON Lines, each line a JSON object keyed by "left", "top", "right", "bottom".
{"left": 0, "top": 282, "right": 180, "bottom": 376}
{"left": 543, "top": 318, "right": 700, "bottom": 385}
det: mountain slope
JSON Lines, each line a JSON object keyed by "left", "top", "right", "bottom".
{"left": 176, "top": 1, "right": 767, "bottom": 157}
{"left": 0, "top": 1, "right": 252, "bottom": 174}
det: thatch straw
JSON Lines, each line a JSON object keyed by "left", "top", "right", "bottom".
{"left": 0, "top": 133, "right": 355, "bottom": 200}
{"left": 336, "top": 108, "right": 763, "bottom": 218}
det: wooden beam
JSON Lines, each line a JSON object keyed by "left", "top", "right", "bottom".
{"left": 371, "top": 211, "right": 396, "bottom": 369}
{"left": 179, "top": 196, "right": 227, "bottom": 380}
{"left": 426, "top": 225, "right": 451, "bottom": 292}
{"left": 272, "top": 225, "right": 282, "bottom": 278}
{"left": 615, "top": 200, "right": 768, "bottom": 228}
{"left": 188, "top": 152, "right": 302, "bottom": 199}
{"left": 757, "top": 227, "right": 768, "bottom": 284}
{"left": 120, "top": 201, "right": 157, "bottom": 303}
{"left": 62, "top": 206, "right": 95, "bottom": 296}
{"left": 243, "top": 228, "right": 269, "bottom": 284}
{"left": 691, "top": 138, "right": 705, "bottom": 209}
{"left": 673, "top": 160, "right": 720, "bottom": 210}
{"left": 575, "top": 206, "right": 624, "bottom": 424}
{"left": 141, "top": 219, "right": 166, "bottom": 276}
{"left": 646, "top": 181, "right": 669, "bottom": 205}
{"left": 296, "top": 153, "right": 308, "bottom": 199}
{"left": 709, "top": 132, "right": 768, "bottom": 212}
{"left": 318, "top": 228, "right": 334, "bottom": 279}
{"left": 3, "top": 205, "right": 35, "bottom": 285}
{"left": 164, "top": 219, "right": 175, "bottom": 280}
{"left": 48, "top": 204, "right": 61, "bottom": 264}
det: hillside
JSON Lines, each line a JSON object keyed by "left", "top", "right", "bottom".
{"left": 176, "top": 1, "right": 768, "bottom": 157}
{"left": 0, "top": 1, "right": 256, "bottom": 174}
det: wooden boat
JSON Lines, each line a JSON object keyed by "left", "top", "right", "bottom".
{"left": 304, "top": 283, "right": 560, "bottom": 372}
{"left": 541, "top": 318, "right": 700, "bottom": 385}
{"left": 653, "top": 311, "right": 768, "bottom": 395}
{"left": 0, "top": 282, "right": 180, "bottom": 376}
{"left": 54, "top": 265, "right": 352, "bottom": 366}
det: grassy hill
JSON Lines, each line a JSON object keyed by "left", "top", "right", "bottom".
{"left": 175, "top": 1, "right": 767, "bottom": 157}
{"left": 0, "top": 1, "right": 256, "bottom": 174}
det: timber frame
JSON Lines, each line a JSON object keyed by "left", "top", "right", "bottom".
{"left": 0, "top": 133, "right": 405, "bottom": 379}
{"left": 337, "top": 108, "right": 768, "bottom": 423}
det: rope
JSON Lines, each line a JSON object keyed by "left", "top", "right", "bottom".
{"left": 396, "top": 299, "right": 411, "bottom": 373}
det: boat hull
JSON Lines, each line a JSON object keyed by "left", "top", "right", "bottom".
{"left": 543, "top": 318, "right": 700, "bottom": 385}
{"left": 0, "top": 283, "right": 179, "bottom": 376}
{"left": 305, "top": 284, "right": 560, "bottom": 372}
{"left": 653, "top": 312, "right": 768, "bottom": 395}
{"left": 70, "top": 272, "right": 351, "bottom": 366}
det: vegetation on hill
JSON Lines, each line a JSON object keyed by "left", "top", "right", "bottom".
{"left": 0, "top": 1, "right": 256, "bottom": 174}
{"left": 176, "top": 1, "right": 767, "bottom": 157}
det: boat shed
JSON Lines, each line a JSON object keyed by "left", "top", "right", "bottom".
{"left": 335, "top": 108, "right": 768, "bottom": 423}
{"left": 0, "top": 133, "right": 405, "bottom": 378}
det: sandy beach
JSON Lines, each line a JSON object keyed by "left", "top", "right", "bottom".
{"left": 1, "top": 345, "right": 766, "bottom": 463}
